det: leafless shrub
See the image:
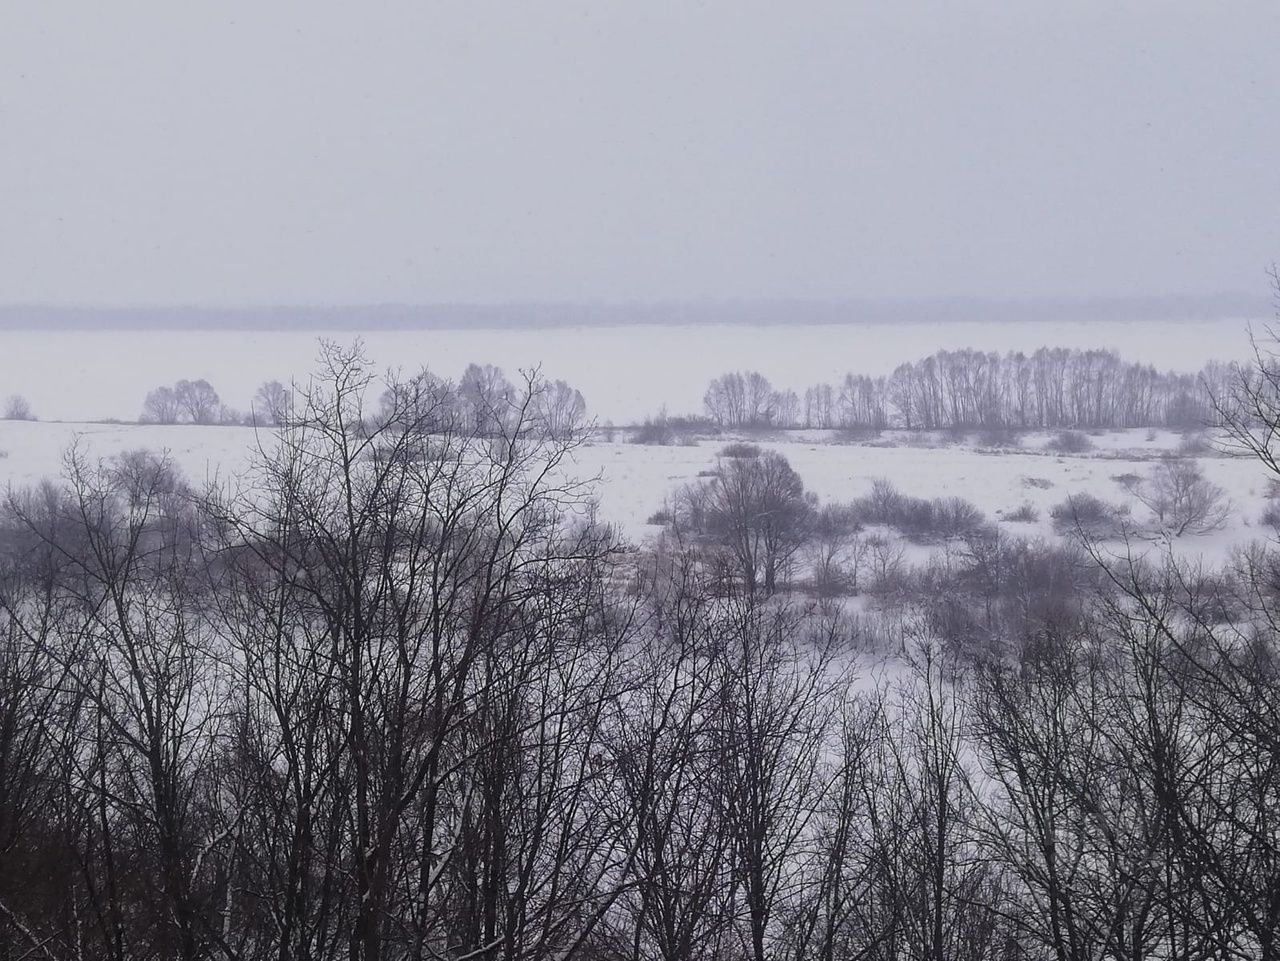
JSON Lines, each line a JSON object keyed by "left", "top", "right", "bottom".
{"left": 1261, "top": 501, "right": 1280, "bottom": 529}
{"left": 1003, "top": 502, "right": 1039, "bottom": 523}
{"left": 1047, "top": 429, "right": 1092, "bottom": 453}
{"left": 1050, "top": 493, "right": 1129, "bottom": 538}
{"left": 848, "top": 480, "right": 988, "bottom": 543}
{"left": 631, "top": 415, "right": 677, "bottom": 445}
{"left": 1177, "top": 430, "right": 1214, "bottom": 456}
{"left": 977, "top": 428, "right": 1021, "bottom": 448}
{"left": 806, "top": 530, "right": 870, "bottom": 598}
{"left": 864, "top": 534, "right": 907, "bottom": 595}
{"left": 835, "top": 426, "right": 884, "bottom": 443}
{"left": 720, "top": 441, "right": 762, "bottom": 459}
{"left": 1136, "top": 458, "right": 1231, "bottom": 536}
{"left": 1111, "top": 471, "right": 1143, "bottom": 492}
{"left": 647, "top": 507, "right": 673, "bottom": 526}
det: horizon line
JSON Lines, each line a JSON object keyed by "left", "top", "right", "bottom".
{"left": 0, "top": 293, "right": 1272, "bottom": 331}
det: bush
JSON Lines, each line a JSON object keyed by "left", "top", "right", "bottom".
{"left": 1050, "top": 493, "right": 1127, "bottom": 537}
{"left": 631, "top": 412, "right": 717, "bottom": 446}
{"left": 1003, "top": 502, "right": 1039, "bottom": 523}
{"left": 1111, "top": 472, "right": 1142, "bottom": 492}
{"left": 1177, "top": 431, "right": 1213, "bottom": 456}
{"left": 812, "top": 502, "right": 863, "bottom": 538}
{"left": 977, "top": 428, "right": 1021, "bottom": 449}
{"left": 646, "top": 508, "right": 673, "bottom": 526}
{"left": 631, "top": 417, "right": 676, "bottom": 446}
{"left": 835, "top": 426, "right": 883, "bottom": 444}
{"left": 1022, "top": 476, "right": 1054, "bottom": 489}
{"left": 1262, "top": 502, "right": 1280, "bottom": 529}
{"left": 863, "top": 534, "right": 908, "bottom": 595}
{"left": 1137, "top": 458, "right": 1231, "bottom": 536}
{"left": 720, "top": 442, "right": 762, "bottom": 459}
{"left": 1047, "top": 430, "right": 1092, "bottom": 453}
{"left": 805, "top": 531, "right": 868, "bottom": 599}
{"left": 848, "top": 480, "right": 987, "bottom": 543}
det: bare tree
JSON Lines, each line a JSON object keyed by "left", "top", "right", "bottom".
{"left": 1136, "top": 457, "right": 1231, "bottom": 536}
{"left": 530, "top": 377, "right": 588, "bottom": 439}
{"left": 715, "top": 600, "right": 844, "bottom": 961}
{"left": 141, "top": 384, "right": 181, "bottom": 424}
{"left": 685, "top": 447, "right": 814, "bottom": 595}
{"left": 251, "top": 379, "right": 292, "bottom": 426}
{"left": 2, "top": 394, "right": 34, "bottom": 420}
{"left": 203, "top": 343, "right": 634, "bottom": 961}
{"left": 1, "top": 447, "right": 230, "bottom": 960}
{"left": 459, "top": 362, "right": 515, "bottom": 435}
{"left": 174, "top": 378, "right": 221, "bottom": 424}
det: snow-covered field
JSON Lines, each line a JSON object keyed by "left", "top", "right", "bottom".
{"left": 567, "top": 431, "right": 1273, "bottom": 563}
{"left": 0, "top": 420, "right": 1273, "bottom": 568}
{"left": 0, "top": 316, "right": 1260, "bottom": 424}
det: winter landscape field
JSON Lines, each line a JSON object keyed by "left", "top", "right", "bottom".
{"left": 0, "top": 315, "right": 1271, "bottom": 564}
{"left": 8, "top": 313, "right": 1280, "bottom": 958}
{"left": 6, "top": 2, "right": 1280, "bottom": 958}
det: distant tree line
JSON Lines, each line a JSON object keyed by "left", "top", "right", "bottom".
{"left": 138, "top": 361, "right": 587, "bottom": 436}
{"left": 703, "top": 348, "right": 1234, "bottom": 431}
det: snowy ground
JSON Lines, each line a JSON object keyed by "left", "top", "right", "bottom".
{"left": 568, "top": 430, "right": 1274, "bottom": 563}
{"left": 1, "top": 420, "right": 1274, "bottom": 569}
{"left": 0, "top": 316, "right": 1260, "bottom": 424}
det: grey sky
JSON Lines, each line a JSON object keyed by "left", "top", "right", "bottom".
{"left": 2, "top": 1, "right": 1277, "bottom": 307}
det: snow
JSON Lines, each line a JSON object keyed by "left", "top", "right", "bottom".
{"left": 0, "top": 421, "right": 264, "bottom": 491}
{"left": 2, "top": 420, "right": 1272, "bottom": 571}
{"left": 0, "top": 317, "right": 1258, "bottom": 424}
{"left": 567, "top": 432, "right": 1274, "bottom": 566}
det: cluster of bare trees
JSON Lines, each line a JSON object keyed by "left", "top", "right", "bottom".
{"left": 971, "top": 556, "right": 1280, "bottom": 961}
{"left": 3, "top": 342, "right": 1280, "bottom": 961}
{"left": 703, "top": 372, "right": 800, "bottom": 430}
{"left": 139, "top": 363, "right": 586, "bottom": 438}
{"left": 664, "top": 444, "right": 816, "bottom": 595}
{"left": 1, "top": 346, "right": 608, "bottom": 960}
{"left": 141, "top": 378, "right": 229, "bottom": 424}
{"left": 140, "top": 378, "right": 293, "bottom": 427}
{"left": 701, "top": 349, "right": 1233, "bottom": 432}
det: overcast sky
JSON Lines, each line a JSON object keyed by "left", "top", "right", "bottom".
{"left": 1, "top": 1, "right": 1277, "bottom": 307}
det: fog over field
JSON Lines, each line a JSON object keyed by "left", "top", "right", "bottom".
{"left": 0, "top": 313, "right": 1261, "bottom": 424}
{"left": 5, "top": 2, "right": 1280, "bottom": 959}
